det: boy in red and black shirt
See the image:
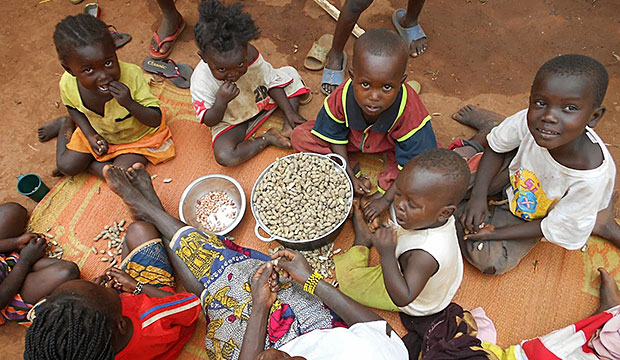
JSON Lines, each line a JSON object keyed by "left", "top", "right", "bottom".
{"left": 291, "top": 29, "right": 436, "bottom": 222}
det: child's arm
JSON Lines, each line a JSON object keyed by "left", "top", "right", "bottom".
{"left": 108, "top": 81, "right": 161, "bottom": 128}
{"left": 363, "top": 184, "right": 396, "bottom": 222}
{"left": 373, "top": 228, "right": 437, "bottom": 307}
{"left": 0, "top": 237, "right": 46, "bottom": 310}
{"left": 200, "top": 81, "right": 240, "bottom": 126}
{"left": 330, "top": 144, "right": 371, "bottom": 196}
{"left": 459, "top": 147, "right": 507, "bottom": 233}
{"left": 68, "top": 108, "right": 109, "bottom": 156}
{"left": 104, "top": 267, "right": 174, "bottom": 298}
{"left": 268, "top": 87, "right": 306, "bottom": 129}
{"left": 0, "top": 233, "right": 40, "bottom": 254}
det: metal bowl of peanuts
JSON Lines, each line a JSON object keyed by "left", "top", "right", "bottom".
{"left": 251, "top": 153, "right": 353, "bottom": 251}
{"left": 179, "top": 174, "right": 246, "bottom": 236}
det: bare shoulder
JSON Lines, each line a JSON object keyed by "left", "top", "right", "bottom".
{"left": 247, "top": 44, "right": 259, "bottom": 62}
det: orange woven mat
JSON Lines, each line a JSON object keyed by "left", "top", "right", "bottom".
{"left": 26, "top": 80, "right": 620, "bottom": 357}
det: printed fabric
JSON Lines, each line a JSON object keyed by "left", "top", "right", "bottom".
{"left": 0, "top": 252, "right": 33, "bottom": 326}
{"left": 169, "top": 226, "right": 344, "bottom": 360}
{"left": 120, "top": 238, "right": 175, "bottom": 288}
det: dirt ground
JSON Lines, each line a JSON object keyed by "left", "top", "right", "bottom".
{"left": 1, "top": 0, "right": 619, "bottom": 357}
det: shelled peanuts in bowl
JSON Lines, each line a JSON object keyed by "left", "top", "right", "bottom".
{"left": 179, "top": 175, "right": 246, "bottom": 236}
{"left": 251, "top": 153, "right": 353, "bottom": 250}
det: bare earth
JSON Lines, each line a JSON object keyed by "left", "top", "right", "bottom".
{"left": 1, "top": 0, "right": 619, "bottom": 357}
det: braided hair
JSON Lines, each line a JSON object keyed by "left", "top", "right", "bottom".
{"left": 53, "top": 14, "right": 114, "bottom": 62}
{"left": 24, "top": 292, "right": 114, "bottom": 360}
{"left": 194, "top": 0, "right": 259, "bottom": 54}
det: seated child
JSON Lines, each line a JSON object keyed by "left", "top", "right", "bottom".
{"left": 334, "top": 148, "right": 471, "bottom": 358}
{"left": 457, "top": 54, "right": 620, "bottom": 275}
{"left": 291, "top": 28, "right": 437, "bottom": 223}
{"left": 190, "top": 0, "right": 311, "bottom": 167}
{"left": 0, "top": 202, "right": 79, "bottom": 327}
{"left": 24, "top": 221, "right": 201, "bottom": 360}
{"left": 38, "top": 14, "right": 175, "bottom": 179}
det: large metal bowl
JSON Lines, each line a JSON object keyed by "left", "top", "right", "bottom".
{"left": 251, "top": 153, "right": 354, "bottom": 251}
{"left": 178, "top": 174, "right": 246, "bottom": 236}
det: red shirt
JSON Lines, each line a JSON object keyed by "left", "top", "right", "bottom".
{"left": 115, "top": 289, "right": 201, "bottom": 360}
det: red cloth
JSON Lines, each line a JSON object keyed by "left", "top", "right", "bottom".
{"left": 115, "top": 290, "right": 201, "bottom": 360}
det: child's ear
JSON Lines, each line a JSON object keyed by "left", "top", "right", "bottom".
{"left": 587, "top": 106, "right": 606, "bottom": 128}
{"left": 348, "top": 67, "right": 354, "bottom": 79}
{"left": 61, "top": 62, "right": 74, "bottom": 76}
{"left": 401, "top": 73, "right": 408, "bottom": 84}
{"left": 437, "top": 205, "right": 456, "bottom": 223}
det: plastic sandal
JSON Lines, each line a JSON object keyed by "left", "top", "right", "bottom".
{"left": 149, "top": 20, "right": 186, "bottom": 60}
{"left": 108, "top": 25, "right": 132, "bottom": 49}
{"left": 304, "top": 34, "right": 333, "bottom": 71}
{"left": 141, "top": 57, "right": 193, "bottom": 89}
{"left": 320, "top": 53, "right": 347, "bottom": 96}
{"left": 84, "top": 3, "right": 100, "bottom": 18}
{"left": 392, "top": 9, "right": 427, "bottom": 57}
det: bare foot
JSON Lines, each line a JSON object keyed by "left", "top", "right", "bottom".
{"left": 51, "top": 168, "right": 64, "bottom": 177}
{"left": 151, "top": 12, "right": 184, "bottom": 57}
{"left": 399, "top": 19, "right": 427, "bottom": 57}
{"left": 126, "top": 163, "right": 164, "bottom": 210}
{"left": 596, "top": 268, "right": 620, "bottom": 313}
{"left": 263, "top": 128, "right": 291, "bottom": 148}
{"left": 281, "top": 122, "right": 293, "bottom": 139}
{"left": 352, "top": 200, "right": 373, "bottom": 247}
{"left": 38, "top": 115, "right": 69, "bottom": 142}
{"left": 452, "top": 105, "right": 504, "bottom": 131}
{"left": 321, "top": 50, "right": 345, "bottom": 95}
{"left": 102, "top": 165, "right": 152, "bottom": 221}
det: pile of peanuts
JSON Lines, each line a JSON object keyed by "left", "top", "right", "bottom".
{"left": 195, "top": 191, "right": 238, "bottom": 233}
{"left": 92, "top": 220, "right": 126, "bottom": 268}
{"left": 253, "top": 154, "right": 352, "bottom": 241}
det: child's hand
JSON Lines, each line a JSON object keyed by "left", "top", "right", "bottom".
{"left": 216, "top": 81, "right": 240, "bottom": 104}
{"left": 251, "top": 262, "right": 278, "bottom": 311}
{"left": 464, "top": 223, "right": 496, "bottom": 241}
{"left": 13, "top": 233, "right": 42, "bottom": 251}
{"left": 88, "top": 134, "right": 108, "bottom": 156}
{"left": 285, "top": 112, "right": 307, "bottom": 129}
{"left": 271, "top": 249, "right": 313, "bottom": 285}
{"left": 105, "top": 267, "right": 138, "bottom": 293}
{"left": 351, "top": 176, "right": 371, "bottom": 196}
{"left": 372, "top": 227, "right": 397, "bottom": 255}
{"left": 363, "top": 196, "right": 390, "bottom": 223}
{"left": 458, "top": 196, "right": 488, "bottom": 234}
{"left": 19, "top": 236, "right": 47, "bottom": 265}
{"left": 108, "top": 81, "right": 134, "bottom": 108}
{"left": 91, "top": 274, "right": 108, "bottom": 286}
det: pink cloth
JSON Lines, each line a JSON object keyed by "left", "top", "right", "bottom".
{"left": 470, "top": 307, "right": 497, "bottom": 345}
{"left": 590, "top": 305, "right": 620, "bottom": 359}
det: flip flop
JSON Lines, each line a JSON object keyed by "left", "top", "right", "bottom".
{"left": 320, "top": 53, "right": 347, "bottom": 96}
{"left": 304, "top": 34, "right": 333, "bottom": 71}
{"left": 407, "top": 80, "right": 421, "bottom": 94}
{"left": 149, "top": 19, "right": 186, "bottom": 60}
{"left": 108, "top": 25, "right": 132, "bottom": 49}
{"left": 392, "top": 9, "right": 427, "bottom": 57}
{"left": 84, "top": 3, "right": 100, "bottom": 18}
{"left": 141, "top": 57, "right": 193, "bottom": 89}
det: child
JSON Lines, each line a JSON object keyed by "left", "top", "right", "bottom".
{"left": 38, "top": 14, "right": 175, "bottom": 178}
{"left": 190, "top": 0, "right": 311, "bottom": 167}
{"left": 334, "top": 149, "right": 471, "bottom": 358}
{"left": 291, "top": 28, "right": 437, "bottom": 223}
{"left": 458, "top": 54, "right": 620, "bottom": 276}
{"left": 24, "top": 221, "right": 201, "bottom": 360}
{"left": 0, "top": 202, "right": 79, "bottom": 327}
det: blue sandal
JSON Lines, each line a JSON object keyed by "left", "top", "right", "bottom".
{"left": 392, "top": 9, "right": 427, "bottom": 57}
{"left": 320, "top": 53, "right": 347, "bottom": 96}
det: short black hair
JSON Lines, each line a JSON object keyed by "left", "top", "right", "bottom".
{"left": 194, "top": 0, "right": 259, "bottom": 54}
{"left": 534, "top": 54, "right": 609, "bottom": 107}
{"left": 353, "top": 28, "right": 408, "bottom": 68}
{"left": 404, "top": 148, "right": 470, "bottom": 205}
{"left": 53, "top": 14, "right": 114, "bottom": 62}
{"left": 24, "top": 291, "right": 114, "bottom": 360}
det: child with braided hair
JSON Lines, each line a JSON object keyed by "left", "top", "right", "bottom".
{"left": 190, "top": 0, "right": 311, "bottom": 166}
{"left": 37, "top": 14, "right": 175, "bottom": 179}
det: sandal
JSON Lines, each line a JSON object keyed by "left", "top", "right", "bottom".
{"left": 108, "top": 25, "right": 132, "bottom": 49}
{"left": 141, "top": 57, "right": 193, "bottom": 89}
{"left": 320, "top": 53, "right": 347, "bottom": 96}
{"left": 304, "top": 34, "right": 333, "bottom": 71}
{"left": 149, "top": 19, "right": 186, "bottom": 60}
{"left": 84, "top": 2, "right": 100, "bottom": 18}
{"left": 392, "top": 9, "right": 428, "bottom": 57}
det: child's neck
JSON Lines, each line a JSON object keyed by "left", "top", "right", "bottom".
{"left": 547, "top": 131, "right": 603, "bottom": 170}
{"left": 362, "top": 112, "right": 379, "bottom": 124}
{"left": 113, "top": 315, "right": 134, "bottom": 354}
{"left": 78, "top": 82, "right": 113, "bottom": 116}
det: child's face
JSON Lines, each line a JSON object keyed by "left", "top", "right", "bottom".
{"left": 392, "top": 168, "right": 453, "bottom": 230}
{"left": 349, "top": 51, "right": 407, "bottom": 122}
{"left": 527, "top": 73, "right": 604, "bottom": 152}
{"left": 201, "top": 44, "right": 249, "bottom": 82}
{"left": 62, "top": 40, "right": 120, "bottom": 97}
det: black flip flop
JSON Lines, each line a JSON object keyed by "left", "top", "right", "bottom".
{"left": 141, "top": 57, "right": 193, "bottom": 89}
{"left": 108, "top": 25, "right": 132, "bottom": 49}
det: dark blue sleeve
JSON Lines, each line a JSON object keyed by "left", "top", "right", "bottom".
{"left": 311, "top": 107, "right": 350, "bottom": 144}
{"left": 395, "top": 121, "right": 437, "bottom": 168}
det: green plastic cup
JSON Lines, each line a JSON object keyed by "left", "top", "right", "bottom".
{"left": 17, "top": 173, "right": 50, "bottom": 202}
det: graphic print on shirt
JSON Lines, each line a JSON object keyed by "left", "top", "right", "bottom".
{"left": 509, "top": 168, "right": 554, "bottom": 221}
{"left": 254, "top": 85, "right": 269, "bottom": 112}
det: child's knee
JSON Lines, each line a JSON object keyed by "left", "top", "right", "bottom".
{"left": 56, "top": 261, "right": 80, "bottom": 281}
{"left": 0, "top": 202, "right": 28, "bottom": 237}
{"left": 56, "top": 160, "right": 83, "bottom": 177}
{"left": 0, "top": 202, "right": 28, "bottom": 221}
{"left": 214, "top": 150, "right": 240, "bottom": 167}
{"left": 125, "top": 221, "right": 159, "bottom": 250}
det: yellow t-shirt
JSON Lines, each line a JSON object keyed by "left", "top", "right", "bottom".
{"left": 59, "top": 61, "right": 161, "bottom": 144}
